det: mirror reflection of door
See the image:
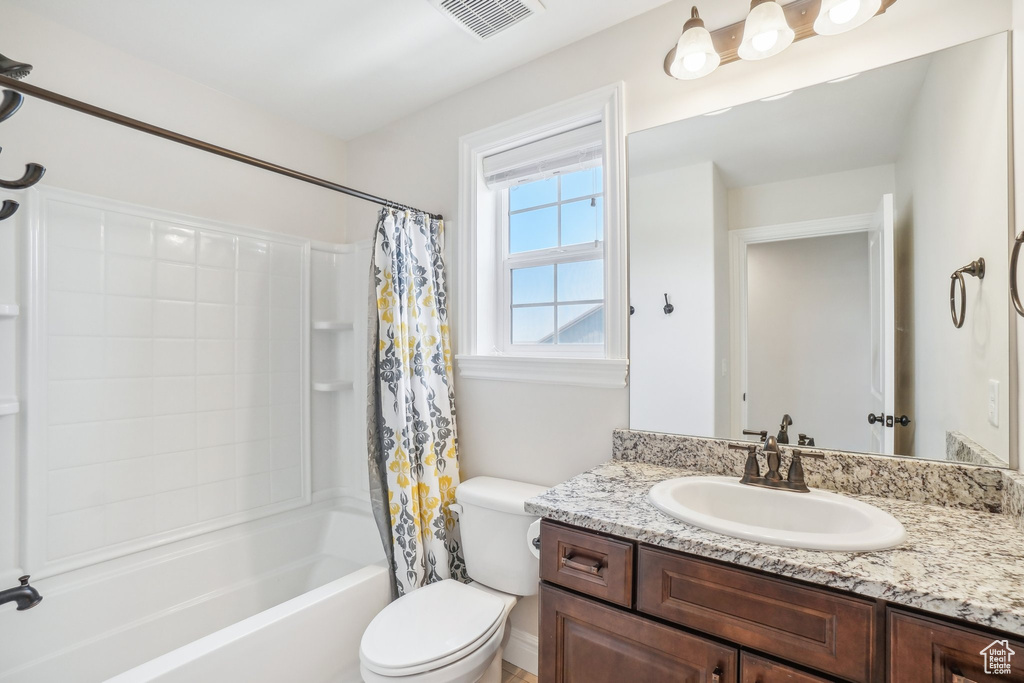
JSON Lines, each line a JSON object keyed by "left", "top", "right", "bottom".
{"left": 738, "top": 195, "right": 894, "bottom": 454}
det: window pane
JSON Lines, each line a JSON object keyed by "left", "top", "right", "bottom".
{"left": 510, "top": 206, "right": 557, "bottom": 254}
{"left": 512, "top": 306, "right": 555, "bottom": 344}
{"left": 512, "top": 265, "right": 554, "bottom": 305}
{"left": 510, "top": 177, "right": 557, "bottom": 211}
{"left": 561, "top": 167, "right": 602, "bottom": 201}
{"left": 561, "top": 197, "right": 603, "bottom": 246}
{"left": 557, "top": 260, "right": 603, "bottom": 302}
{"left": 557, "top": 304, "right": 604, "bottom": 344}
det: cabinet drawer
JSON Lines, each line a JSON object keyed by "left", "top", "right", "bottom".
{"left": 889, "top": 610, "right": 1024, "bottom": 682}
{"left": 637, "top": 547, "right": 878, "bottom": 682}
{"left": 540, "top": 521, "right": 634, "bottom": 607}
{"left": 740, "top": 652, "right": 831, "bottom": 682}
{"left": 541, "top": 583, "right": 737, "bottom": 683}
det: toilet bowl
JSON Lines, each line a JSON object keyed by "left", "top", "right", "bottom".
{"left": 359, "top": 477, "right": 547, "bottom": 683}
{"left": 360, "top": 581, "right": 516, "bottom": 683}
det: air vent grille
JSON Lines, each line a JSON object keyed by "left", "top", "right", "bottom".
{"left": 433, "top": 0, "right": 544, "bottom": 40}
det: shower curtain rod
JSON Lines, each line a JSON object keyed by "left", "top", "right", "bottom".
{"left": 0, "top": 74, "right": 443, "bottom": 220}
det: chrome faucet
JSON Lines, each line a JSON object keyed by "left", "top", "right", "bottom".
{"left": 0, "top": 575, "right": 42, "bottom": 611}
{"left": 729, "top": 435, "right": 824, "bottom": 493}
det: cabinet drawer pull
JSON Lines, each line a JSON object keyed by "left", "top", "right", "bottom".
{"left": 561, "top": 552, "right": 604, "bottom": 576}
{"left": 711, "top": 666, "right": 722, "bottom": 683}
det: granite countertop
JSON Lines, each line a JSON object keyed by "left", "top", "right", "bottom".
{"left": 525, "top": 460, "right": 1024, "bottom": 636}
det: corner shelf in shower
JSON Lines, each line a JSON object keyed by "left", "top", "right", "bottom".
{"left": 0, "top": 304, "right": 19, "bottom": 317}
{"left": 312, "top": 380, "right": 355, "bottom": 392}
{"left": 312, "top": 320, "right": 354, "bottom": 331}
{"left": 0, "top": 398, "right": 20, "bottom": 416}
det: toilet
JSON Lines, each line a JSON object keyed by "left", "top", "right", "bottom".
{"left": 359, "top": 476, "right": 548, "bottom": 683}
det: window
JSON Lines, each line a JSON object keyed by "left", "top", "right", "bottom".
{"left": 455, "top": 84, "right": 628, "bottom": 387}
{"left": 504, "top": 168, "right": 604, "bottom": 352}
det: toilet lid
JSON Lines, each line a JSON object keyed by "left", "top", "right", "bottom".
{"left": 360, "top": 580, "right": 507, "bottom": 672}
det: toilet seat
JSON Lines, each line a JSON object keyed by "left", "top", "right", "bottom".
{"left": 360, "top": 580, "right": 514, "bottom": 678}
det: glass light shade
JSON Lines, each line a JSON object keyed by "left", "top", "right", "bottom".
{"left": 670, "top": 24, "right": 721, "bottom": 80}
{"left": 738, "top": 1, "right": 795, "bottom": 61}
{"left": 814, "top": 0, "right": 883, "bottom": 35}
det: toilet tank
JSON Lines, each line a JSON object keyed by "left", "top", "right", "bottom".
{"left": 455, "top": 476, "right": 548, "bottom": 597}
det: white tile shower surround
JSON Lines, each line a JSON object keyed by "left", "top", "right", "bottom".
{"left": 24, "top": 188, "right": 312, "bottom": 577}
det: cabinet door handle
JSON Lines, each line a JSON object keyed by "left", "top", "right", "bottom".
{"left": 560, "top": 552, "right": 603, "bottom": 576}
{"left": 711, "top": 666, "right": 722, "bottom": 683}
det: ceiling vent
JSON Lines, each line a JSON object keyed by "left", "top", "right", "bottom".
{"left": 429, "top": 0, "right": 546, "bottom": 40}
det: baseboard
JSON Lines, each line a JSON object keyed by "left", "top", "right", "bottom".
{"left": 503, "top": 627, "right": 538, "bottom": 676}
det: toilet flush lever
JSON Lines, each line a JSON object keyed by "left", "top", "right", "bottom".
{"left": 448, "top": 503, "right": 463, "bottom": 515}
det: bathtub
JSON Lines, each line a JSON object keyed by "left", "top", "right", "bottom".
{"left": 0, "top": 500, "right": 389, "bottom": 682}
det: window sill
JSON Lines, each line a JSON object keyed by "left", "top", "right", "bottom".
{"left": 455, "top": 354, "right": 628, "bottom": 388}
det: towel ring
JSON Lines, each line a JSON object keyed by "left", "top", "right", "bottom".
{"left": 950, "top": 258, "right": 985, "bottom": 329}
{"left": 1012, "top": 232, "right": 1024, "bottom": 317}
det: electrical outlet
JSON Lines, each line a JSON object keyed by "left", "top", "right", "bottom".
{"left": 988, "top": 379, "right": 999, "bottom": 427}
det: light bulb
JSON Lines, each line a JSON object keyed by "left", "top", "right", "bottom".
{"left": 752, "top": 30, "right": 779, "bottom": 53}
{"left": 682, "top": 51, "right": 708, "bottom": 73}
{"left": 668, "top": 7, "right": 721, "bottom": 80}
{"left": 829, "top": 0, "right": 861, "bottom": 25}
{"left": 814, "top": 0, "right": 881, "bottom": 35}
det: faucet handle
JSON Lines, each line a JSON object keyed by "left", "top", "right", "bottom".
{"left": 730, "top": 443, "right": 761, "bottom": 481}
{"left": 742, "top": 429, "right": 768, "bottom": 440}
{"left": 791, "top": 449, "right": 824, "bottom": 461}
{"left": 18, "top": 575, "right": 29, "bottom": 586}
{"left": 787, "top": 449, "right": 825, "bottom": 491}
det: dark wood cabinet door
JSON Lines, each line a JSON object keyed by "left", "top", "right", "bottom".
{"left": 890, "top": 610, "right": 1024, "bottom": 682}
{"left": 740, "top": 652, "right": 830, "bottom": 682}
{"left": 540, "top": 583, "right": 737, "bottom": 683}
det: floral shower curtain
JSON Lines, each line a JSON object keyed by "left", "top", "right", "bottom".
{"left": 367, "top": 208, "right": 468, "bottom": 598}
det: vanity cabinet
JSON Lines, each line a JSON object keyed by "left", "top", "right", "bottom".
{"left": 539, "top": 520, "right": 1022, "bottom": 683}
{"left": 889, "top": 611, "right": 1024, "bottom": 682}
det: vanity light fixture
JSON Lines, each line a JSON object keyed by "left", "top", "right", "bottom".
{"left": 669, "top": 7, "right": 721, "bottom": 80}
{"left": 664, "top": 0, "right": 899, "bottom": 81}
{"left": 739, "top": 0, "right": 795, "bottom": 61}
{"left": 814, "top": 0, "right": 883, "bottom": 35}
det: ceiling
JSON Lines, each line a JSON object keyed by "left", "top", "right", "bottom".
{"left": 628, "top": 51, "right": 933, "bottom": 188}
{"left": 10, "top": 0, "right": 680, "bottom": 140}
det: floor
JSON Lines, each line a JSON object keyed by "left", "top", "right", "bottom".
{"left": 501, "top": 660, "right": 538, "bottom": 683}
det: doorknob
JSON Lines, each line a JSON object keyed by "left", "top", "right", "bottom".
{"left": 895, "top": 415, "right": 911, "bottom": 427}
{"left": 867, "top": 413, "right": 885, "bottom": 425}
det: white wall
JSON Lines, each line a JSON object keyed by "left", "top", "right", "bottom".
{"left": 746, "top": 233, "right": 873, "bottom": 451}
{"left": 630, "top": 161, "right": 728, "bottom": 436}
{"left": 728, "top": 165, "right": 896, "bottom": 230}
{"left": 895, "top": 35, "right": 1011, "bottom": 461}
{"left": 0, "top": 3, "right": 350, "bottom": 584}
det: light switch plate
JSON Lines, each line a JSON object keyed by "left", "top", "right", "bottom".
{"left": 988, "top": 379, "right": 999, "bottom": 427}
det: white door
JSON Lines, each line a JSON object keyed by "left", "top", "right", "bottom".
{"left": 867, "top": 194, "right": 895, "bottom": 454}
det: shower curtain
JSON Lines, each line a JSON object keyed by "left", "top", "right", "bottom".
{"left": 367, "top": 208, "right": 468, "bottom": 598}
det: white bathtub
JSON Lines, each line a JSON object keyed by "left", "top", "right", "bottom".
{"left": 0, "top": 501, "right": 389, "bottom": 682}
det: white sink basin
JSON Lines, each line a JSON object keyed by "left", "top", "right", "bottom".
{"left": 648, "top": 476, "right": 906, "bottom": 552}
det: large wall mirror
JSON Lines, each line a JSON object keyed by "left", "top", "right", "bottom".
{"left": 628, "top": 33, "right": 1016, "bottom": 468}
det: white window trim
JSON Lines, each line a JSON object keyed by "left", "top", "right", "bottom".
{"left": 455, "top": 83, "right": 628, "bottom": 388}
